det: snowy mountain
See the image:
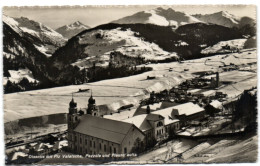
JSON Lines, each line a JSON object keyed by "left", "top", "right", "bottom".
{"left": 52, "top": 24, "right": 180, "bottom": 69}
{"left": 193, "top": 11, "right": 244, "bottom": 28}
{"left": 3, "top": 21, "right": 53, "bottom": 89}
{"left": 3, "top": 15, "right": 67, "bottom": 56}
{"left": 56, "top": 21, "right": 90, "bottom": 39}
{"left": 112, "top": 7, "right": 202, "bottom": 28}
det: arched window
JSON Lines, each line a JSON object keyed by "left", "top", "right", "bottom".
{"left": 157, "top": 121, "right": 163, "bottom": 127}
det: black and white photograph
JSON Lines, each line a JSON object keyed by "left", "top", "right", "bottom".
{"left": 1, "top": 3, "right": 257, "bottom": 165}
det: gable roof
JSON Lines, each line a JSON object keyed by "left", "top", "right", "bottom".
{"left": 152, "top": 107, "right": 179, "bottom": 125}
{"left": 146, "top": 114, "right": 164, "bottom": 121}
{"left": 141, "top": 102, "right": 162, "bottom": 111}
{"left": 74, "top": 115, "right": 141, "bottom": 144}
{"left": 209, "top": 100, "right": 222, "bottom": 109}
{"left": 122, "top": 114, "right": 152, "bottom": 132}
{"left": 172, "top": 102, "right": 204, "bottom": 116}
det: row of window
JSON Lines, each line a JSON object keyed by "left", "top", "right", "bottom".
{"left": 156, "top": 128, "right": 164, "bottom": 136}
{"left": 75, "top": 135, "right": 120, "bottom": 153}
{"left": 74, "top": 144, "right": 119, "bottom": 154}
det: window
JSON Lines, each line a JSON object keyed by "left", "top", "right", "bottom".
{"left": 94, "top": 141, "right": 95, "bottom": 148}
{"left": 99, "top": 143, "right": 102, "bottom": 150}
{"left": 157, "top": 121, "right": 163, "bottom": 127}
{"left": 104, "top": 145, "right": 106, "bottom": 152}
{"left": 90, "top": 140, "right": 92, "bottom": 147}
{"left": 75, "top": 135, "right": 77, "bottom": 141}
{"left": 110, "top": 146, "right": 112, "bottom": 153}
{"left": 124, "top": 147, "right": 127, "bottom": 154}
{"left": 80, "top": 137, "right": 82, "bottom": 144}
{"left": 114, "top": 147, "right": 116, "bottom": 153}
{"left": 85, "top": 139, "right": 87, "bottom": 145}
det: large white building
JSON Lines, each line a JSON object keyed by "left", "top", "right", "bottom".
{"left": 67, "top": 96, "right": 205, "bottom": 155}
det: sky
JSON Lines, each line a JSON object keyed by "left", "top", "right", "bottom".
{"left": 3, "top": 5, "right": 256, "bottom": 29}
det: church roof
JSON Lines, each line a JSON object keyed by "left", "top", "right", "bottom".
{"left": 74, "top": 115, "right": 143, "bottom": 144}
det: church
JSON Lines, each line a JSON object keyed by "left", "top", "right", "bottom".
{"left": 67, "top": 95, "right": 145, "bottom": 155}
{"left": 67, "top": 93, "right": 204, "bottom": 156}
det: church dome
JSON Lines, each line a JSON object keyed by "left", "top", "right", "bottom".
{"left": 88, "top": 95, "right": 96, "bottom": 104}
{"left": 69, "top": 98, "right": 77, "bottom": 108}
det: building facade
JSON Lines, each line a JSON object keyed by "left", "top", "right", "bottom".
{"left": 67, "top": 97, "right": 145, "bottom": 156}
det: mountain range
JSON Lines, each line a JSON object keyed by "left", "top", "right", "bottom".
{"left": 112, "top": 7, "right": 255, "bottom": 29}
{"left": 112, "top": 7, "right": 202, "bottom": 28}
{"left": 2, "top": 8, "right": 256, "bottom": 93}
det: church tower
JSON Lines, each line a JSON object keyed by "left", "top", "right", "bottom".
{"left": 87, "top": 91, "right": 99, "bottom": 116}
{"left": 68, "top": 95, "right": 79, "bottom": 131}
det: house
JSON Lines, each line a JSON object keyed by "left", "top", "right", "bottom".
{"left": 123, "top": 114, "right": 165, "bottom": 146}
{"left": 205, "top": 100, "right": 223, "bottom": 116}
{"left": 171, "top": 102, "right": 205, "bottom": 126}
{"left": 151, "top": 108, "right": 180, "bottom": 137}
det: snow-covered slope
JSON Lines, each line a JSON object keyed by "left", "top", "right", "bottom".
{"left": 53, "top": 27, "right": 178, "bottom": 69}
{"left": 3, "top": 15, "right": 67, "bottom": 56}
{"left": 112, "top": 7, "right": 201, "bottom": 28}
{"left": 193, "top": 11, "right": 240, "bottom": 28}
{"left": 73, "top": 28, "right": 177, "bottom": 68}
{"left": 201, "top": 39, "right": 247, "bottom": 54}
{"left": 3, "top": 68, "right": 39, "bottom": 85}
{"left": 56, "top": 21, "right": 90, "bottom": 39}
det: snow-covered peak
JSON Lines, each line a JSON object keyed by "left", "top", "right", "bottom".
{"left": 112, "top": 7, "right": 201, "bottom": 27}
{"left": 3, "top": 15, "right": 67, "bottom": 56}
{"left": 65, "top": 21, "right": 90, "bottom": 29}
{"left": 2, "top": 15, "right": 21, "bottom": 34}
{"left": 56, "top": 21, "right": 90, "bottom": 39}
{"left": 193, "top": 11, "right": 240, "bottom": 27}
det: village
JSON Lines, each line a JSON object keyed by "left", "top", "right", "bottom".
{"left": 5, "top": 54, "right": 257, "bottom": 164}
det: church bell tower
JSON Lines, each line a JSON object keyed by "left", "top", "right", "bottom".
{"left": 87, "top": 91, "right": 99, "bottom": 116}
{"left": 68, "top": 94, "right": 79, "bottom": 131}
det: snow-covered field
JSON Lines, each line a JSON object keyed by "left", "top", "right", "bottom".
{"left": 4, "top": 48, "right": 257, "bottom": 123}
{"left": 201, "top": 39, "right": 247, "bottom": 54}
